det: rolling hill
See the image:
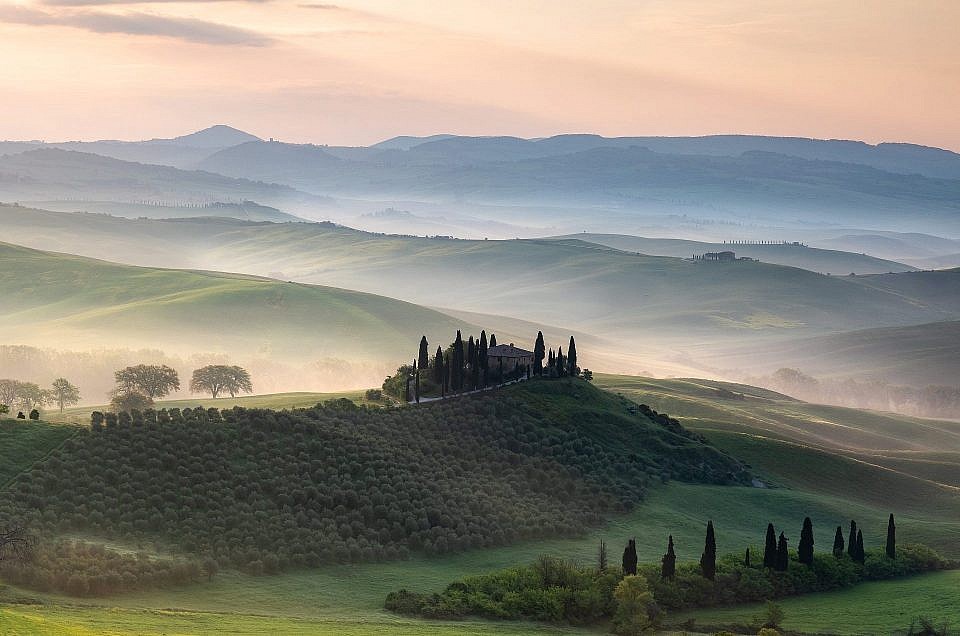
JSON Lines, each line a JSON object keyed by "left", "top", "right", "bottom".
{"left": 555, "top": 233, "right": 915, "bottom": 275}
{"left": 704, "top": 320, "right": 960, "bottom": 386}
{"left": 0, "top": 241, "right": 479, "bottom": 391}
{"left": 0, "top": 148, "right": 321, "bottom": 214}
{"left": 1, "top": 205, "right": 957, "bottom": 360}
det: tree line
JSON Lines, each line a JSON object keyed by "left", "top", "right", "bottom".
{"left": 1, "top": 364, "right": 255, "bottom": 419}
{"left": 387, "top": 513, "right": 947, "bottom": 633}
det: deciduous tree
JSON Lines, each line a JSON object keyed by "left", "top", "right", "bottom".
{"left": 189, "top": 365, "right": 252, "bottom": 399}
{"left": 50, "top": 378, "right": 81, "bottom": 413}
{"left": 115, "top": 365, "right": 180, "bottom": 399}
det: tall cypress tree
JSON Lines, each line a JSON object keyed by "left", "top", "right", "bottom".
{"left": 434, "top": 346, "right": 444, "bottom": 385}
{"left": 404, "top": 362, "right": 412, "bottom": 403}
{"left": 700, "top": 521, "right": 716, "bottom": 580}
{"left": 855, "top": 530, "right": 865, "bottom": 564}
{"left": 848, "top": 520, "right": 858, "bottom": 558}
{"left": 763, "top": 523, "right": 777, "bottom": 568}
{"left": 453, "top": 331, "right": 464, "bottom": 391}
{"left": 471, "top": 341, "right": 480, "bottom": 389}
{"left": 489, "top": 333, "right": 497, "bottom": 347}
{"left": 534, "top": 331, "right": 545, "bottom": 376}
{"left": 622, "top": 538, "right": 638, "bottom": 576}
{"left": 598, "top": 539, "right": 607, "bottom": 573}
{"left": 418, "top": 336, "right": 429, "bottom": 371}
{"left": 776, "top": 532, "right": 789, "bottom": 571}
{"left": 661, "top": 535, "right": 676, "bottom": 579}
{"left": 556, "top": 346, "right": 565, "bottom": 376}
{"left": 833, "top": 526, "right": 845, "bottom": 558}
{"left": 886, "top": 514, "right": 896, "bottom": 559}
{"left": 567, "top": 336, "right": 578, "bottom": 376}
{"left": 479, "top": 331, "right": 489, "bottom": 375}
{"left": 745, "top": 547, "right": 751, "bottom": 568}
{"left": 798, "top": 517, "right": 814, "bottom": 565}
{"left": 414, "top": 361, "right": 420, "bottom": 403}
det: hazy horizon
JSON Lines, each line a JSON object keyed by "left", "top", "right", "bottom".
{"left": 2, "top": 0, "right": 959, "bottom": 151}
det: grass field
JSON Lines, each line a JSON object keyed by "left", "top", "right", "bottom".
{"left": 2, "top": 375, "right": 958, "bottom": 634}
{"left": 671, "top": 570, "right": 960, "bottom": 634}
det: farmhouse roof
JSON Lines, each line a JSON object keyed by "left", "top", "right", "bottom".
{"left": 487, "top": 344, "right": 533, "bottom": 358}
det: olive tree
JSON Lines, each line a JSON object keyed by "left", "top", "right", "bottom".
{"left": 189, "top": 365, "right": 253, "bottom": 399}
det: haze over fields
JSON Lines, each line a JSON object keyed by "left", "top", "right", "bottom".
{"left": 2, "top": 4, "right": 960, "bottom": 633}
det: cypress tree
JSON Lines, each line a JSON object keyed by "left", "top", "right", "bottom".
{"left": 567, "top": 336, "right": 578, "bottom": 376}
{"left": 467, "top": 336, "right": 475, "bottom": 372}
{"left": 776, "top": 532, "right": 789, "bottom": 571}
{"left": 414, "top": 361, "right": 420, "bottom": 403}
{"left": 855, "top": 530, "right": 865, "bottom": 564}
{"left": 621, "top": 538, "right": 638, "bottom": 576}
{"left": 798, "top": 517, "right": 814, "bottom": 565}
{"left": 886, "top": 513, "right": 896, "bottom": 559}
{"left": 598, "top": 539, "right": 607, "bottom": 573}
{"left": 556, "top": 346, "right": 565, "bottom": 376}
{"left": 744, "top": 547, "right": 751, "bottom": 568}
{"left": 833, "top": 526, "right": 845, "bottom": 558}
{"left": 847, "top": 520, "right": 858, "bottom": 558}
{"left": 479, "top": 331, "right": 489, "bottom": 376}
{"left": 404, "top": 363, "right": 412, "bottom": 403}
{"left": 434, "top": 346, "right": 444, "bottom": 385}
{"left": 700, "top": 521, "right": 716, "bottom": 580}
{"left": 763, "top": 523, "right": 777, "bottom": 568}
{"left": 418, "top": 336, "right": 429, "bottom": 371}
{"left": 471, "top": 341, "right": 480, "bottom": 389}
{"left": 534, "top": 331, "right": 545, "bottom": 376}
{"left": 661, "top": 535, "right": 676, "bottom": 579}
{"left": 489, "top": 333, "right": 497, "bottom": 347}
{"left": 453, "top": 331, "right": 464, "bottom": 391}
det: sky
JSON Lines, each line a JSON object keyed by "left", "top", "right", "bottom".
{"left": 1, "top": 0, "right": 958, "bottom": 149}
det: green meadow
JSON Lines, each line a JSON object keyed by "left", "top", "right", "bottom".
{"left": 2, "top": 375, "right": 958, "bottom": 634}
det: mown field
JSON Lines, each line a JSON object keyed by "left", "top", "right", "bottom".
{"left": 2, "top": 375, "right": 958, "bottom": 634}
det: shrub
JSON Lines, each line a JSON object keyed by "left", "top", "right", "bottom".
{"left": 612, "top": 575, "right": 657, "bottom": 635}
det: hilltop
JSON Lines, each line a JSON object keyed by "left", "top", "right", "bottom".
{"left": 554, "top": 233, "right": 916, "bottom": 275}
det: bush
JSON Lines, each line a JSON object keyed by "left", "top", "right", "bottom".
{"left": 364, "top": 389, "right": 383, "bottom": 402}
{"left": 612, "top": 575, "right": 657, "bottom": 635}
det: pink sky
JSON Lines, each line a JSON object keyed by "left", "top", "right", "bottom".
{"left": 1, "top": 0, "right": 958, "bottom": 149}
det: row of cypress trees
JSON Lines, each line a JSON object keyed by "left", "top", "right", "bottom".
{"left": 406, "top": 331, "right": 579, "bottom": 401}
{"left": 615, "top": 513, "right": 898, "bottom": 580}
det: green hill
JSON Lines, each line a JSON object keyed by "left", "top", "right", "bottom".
{"left": 1, "top": 376, "right": 958, "bottom": 635}
{"left": 708, "top": 320, "right": 960, "bottom": 386}
{"left": 558, "top": 232, "right": 915, "bottom": 275}
{"left": 0, "top": 240, "right": 475, "bottom": 369}
{"left": 0, "top": 379, "right": 748, "bottom": 570}
{"left": 1, "top": 206, "right": 954, "bottom": 346}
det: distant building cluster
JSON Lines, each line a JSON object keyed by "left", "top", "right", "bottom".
{"left": 692, "top": 251, "right": 758, "bottom": 262}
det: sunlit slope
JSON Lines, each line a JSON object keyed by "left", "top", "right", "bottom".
{"left": 1, "top": 206, "right": 954, "bottom": 341}
{"left": 707, "top": 320, "right": 960, "bottom": 385}
{"left": 0, "top": 241, "right": 474, "bottom": 362}
{"left": 557, "top": 232, "right": 915, "bottom": 274}
{"left": 594, "top": 374, "right": 960, "bottom": 491}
